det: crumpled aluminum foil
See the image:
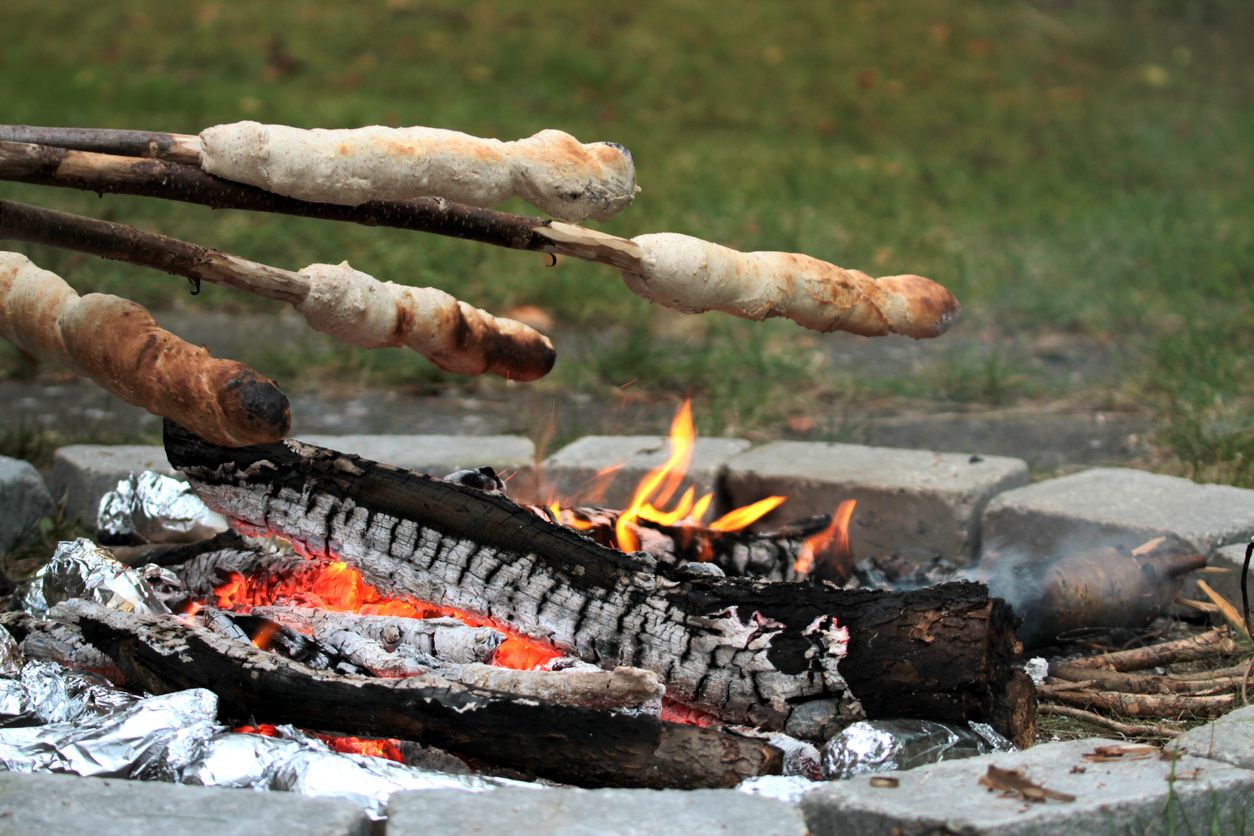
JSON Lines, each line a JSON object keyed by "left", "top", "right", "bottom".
{"left": 821, "top": 719, "right": 1014, "bottom": 780}
{"left": 0, "top": 659, "right": 137, "bottom": 726}
{"left": 737, "top": 774, "right": 818, "bottom": 804}
{"left": 0, "top": 626, "right": 22, "bottom": 678}
{"left": 20, "top": 539, "right": 171, "bottom": 617}
{"left": 183, "top": 724, "right": 522, "bottom": 820}
{"left": 97, "top": 471, "right": 226, "bottom": 544}
{"left": 0, "top": 687, "right": 220, "bottom": 780}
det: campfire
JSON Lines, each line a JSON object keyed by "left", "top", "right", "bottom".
{"left": 2, "top": 119, "right": 1246, "bottom": 821}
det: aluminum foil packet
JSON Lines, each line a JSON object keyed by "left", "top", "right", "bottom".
{"left": 822, "top": 719, "right": 1014, "bottom": 780}
{"left": 20, "top": 539, "right": 171, "bottom": 617}
{"left": 0, "top": 687, "right": 220, "bottom": 780}
{"left": 0, "top": 658, "right": 137, "bottom": 726}
{"left": 97, "top": 471, "right": 227, "bottom": 545}
{"left": 182, "top": 725, "right": 521, "bottom": 820}
{"left": 0, "top": 626, "right": 22, "bottom": 678}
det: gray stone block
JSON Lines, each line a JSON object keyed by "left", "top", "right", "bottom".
{"left": 0, "top": 455, "right": 53, "bottom": 551}
{"left": 296, "top": 434, "right": 534, "bottom": 477}
{"left": 1172, "top": 704, "right": 1254, "bottom": 771}
{"left": 981, "top": 468, "right": 1254, "bottom": 557}
{"left": 538, "top": 436, "right": 751, "bottom": 510}
{"left": 0, "top": 771, "right": 370, "bottom": 835}
{"left": 50, "top": 445, "right": 178, "bottom": 528}
{"left": 722, "top": 442, "right": 1029, "bottom": 563}
{"left": 801, "top": 737, "right": 1254, "bottom": 835}
{"left": 387, "top": 787, "right": 808, "bottom": 835}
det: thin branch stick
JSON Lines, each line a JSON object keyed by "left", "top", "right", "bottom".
{"left": 0, "top": 139, "right": 959, "bottom": 338}
{"left": 1037, "top": 684, "right": 1234, "bottom": 718}
{"left": 0, "top": 198, "right": 555, "bottom": 380}
{"left": 1047, "top": 666, "right": 1248, "bottom": 695}
{"left": 1038, "top": 703, "right": 1181, "bottom": 738}
{"left": 1197, "top": 579, "right": 1251, "bottom": 638}
{"left": 1065, "top": 628, "right": 1239, "bottom": 672}
{"left": 0, "top": 125, "right": 202, "bottom": 165}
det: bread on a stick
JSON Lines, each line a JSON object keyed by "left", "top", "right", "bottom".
{"left": 296, "top": 262, "right": 555, "bottom": 380}
{"left": 619, "top": 233, "right": 959, "bottom": 338}
{"left": 200, "top": 121, "right": 638, "bottom": 222}
{"left": 0, "top": 252, "right": 289, "bottom": 446}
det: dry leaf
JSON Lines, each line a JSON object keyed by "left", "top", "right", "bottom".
{"left": 979, "top": 766, "right": 1076, "bottom": 803}
{"left": 1083, "top": 743, "right": 1157, "bottom": 762}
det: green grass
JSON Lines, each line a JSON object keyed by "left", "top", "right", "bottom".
{"left": 1, "top": 1, "right": 1251, "bottom": 479}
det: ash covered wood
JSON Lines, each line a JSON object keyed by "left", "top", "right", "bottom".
{"left": 8, "top": 601, "right": 779, "bottom": 788}
{"left": 164, "top": 423, "right": 1035, "bottom": 744}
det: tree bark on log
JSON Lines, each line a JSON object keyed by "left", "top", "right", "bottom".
{"left": 7, "top": 602, "right": 778, "bottom": 788}
{"left": 163, "top": 422, "right": 1035, "bottom": 745}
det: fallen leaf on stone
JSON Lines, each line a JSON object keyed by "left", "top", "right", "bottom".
{"left": 1083, "top": 744, "right": 1157, "bottom": 762}
{"left": 869, "top": 776, "right": 899, "bottom": 788}
{"left": 979, "top": 766, "right": 1076, "bottom": 803}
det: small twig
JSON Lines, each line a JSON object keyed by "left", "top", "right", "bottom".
{"left": 1196, "top": 578, "right": 1251, "bottom": 638}
{"left": 1065, "top": 628, "right": 1238, "bottom": 672}
{"left": 1242, "top": 657, "right": 1253, "bottom": 706}
{"left": 1037, "top": 684, "right": 1234, "bottom": 718}
{"left": 1038, "top": 703, "right": 1180, "bottom": 738}
{"left": 0, "top": 125, "right": 202, "bottom": 165}
{"left": 1048, "top": 666, "right": 1247, "bottom": 695}
{"left": 1242, "top": 540, "right": 1252, "bottom": 637}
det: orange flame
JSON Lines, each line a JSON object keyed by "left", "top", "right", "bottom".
{"left": 605, "top": 401, "right": 787, "bottom": 551}
{"left": 794, "top": 499, "right": 857, "bottom": 576}
{"left": 213, "top": 558, "right": 562, "bottom": 670}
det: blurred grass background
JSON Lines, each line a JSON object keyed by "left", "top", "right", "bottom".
{"left": 1, "top": 1, "right": 1251, "bottom": 482}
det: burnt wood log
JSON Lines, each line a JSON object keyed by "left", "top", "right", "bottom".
{"left": 165, "top": 422, "right": 1035, "bottom": 744}
{"left": 21, "top": 601, "right": 779, "bottom": 788}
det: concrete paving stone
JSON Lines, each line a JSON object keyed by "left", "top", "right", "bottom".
{"left": 537, "top": 436, "right": 751, "bottom": 510}
{"left": 0, "top": 455, "right": 53, "bottom": 551}
{"left": 1171, "top": 704, "right": 1254, "bottom": 771}
{"left": 387, "top": 787, "right": 808, "bottom": 836}
{"left": 50, "top": 445, "right": 178, "bottom": 528}
{"left": 801, "top": 736, "right": 1254, "bottom": 835}
{"left": 722, "top": 442, "right": 1029, "bottom": 563}
{"left": 981, "top": 467, "right": 1254, "bottom": 558}
{"left": 0, "top": 771, "right": 370, "bottom": 836}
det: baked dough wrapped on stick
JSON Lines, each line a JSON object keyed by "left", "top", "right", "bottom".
{"left": 0, "top": 199, "right": 555, "bottom": 381}
{"left": 198, "top": 121, "right": 638, "bottom": 222}
{"left": 0, "top": 252, "right": 289, "bottom": 447}
{"left": 540, "top": 225, "right": 959, "bottom": 338}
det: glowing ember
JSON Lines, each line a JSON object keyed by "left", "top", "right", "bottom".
{"left": 794, "top": 499, "right": 857, "bottom": 576}
{"left": 213, "top": 558, "right": 561, "bottom": 670}
{"left": 235, "top": 724, "right": 405, "bottom": 763}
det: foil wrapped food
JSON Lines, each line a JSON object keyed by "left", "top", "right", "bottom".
{"left": 184, "top": 724, "right": 523, "bottom": 820}
{"left": 0, "top": 658, "right": 137, "bottom": 727}
{"left": 20, "top": 539, "right": 171, "bottom": 617}
{"left": 97, "top": 471, "right": 226, "bottom": 544}
{"left": 0, "top": 687, "right": 220, "bottom": 780}
{"left": 822, "top": 719, "right": 1014, "bottom": 780}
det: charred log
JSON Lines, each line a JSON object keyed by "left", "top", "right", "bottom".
{"left": 164, "top": 422, "right": 1035, "bottom": 744}
{"left": 33, "top": 600, "right": 780, "bottom": 788}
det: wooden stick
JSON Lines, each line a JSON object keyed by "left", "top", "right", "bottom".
{"left": 0, "top": 125, "right": 202, "bottom": 164}
{"left": 1038, "top": 704, "right": 1180, "bottom": 738}
{"left": 0, "top": 198, "right": 556, "bottom": 381}
{"left": 1196, "top": 578, "right": 1251, "bottom": 638}
{"left": 1047, "top": 667, "right": 1245, "bottom": 695}
{"left": 1064, "top": 628, "right": 1239, "bottom": 672}
{"left": 1037, "top": 684, "right": 1234, "bottom": 718}
{"left": 0, "top": 139, "right": 959, "bottom": 338}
